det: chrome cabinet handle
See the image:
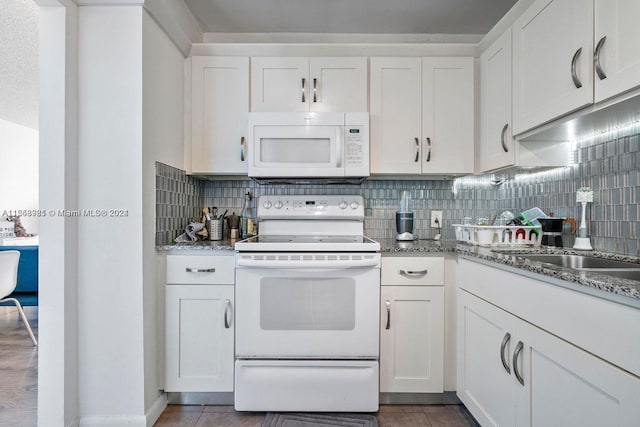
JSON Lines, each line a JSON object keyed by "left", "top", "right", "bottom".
{"left": 513, "top": 341, "right": 525, "bottom": 386}
{"left": 571, "top": 47, "right": 583, "bottom": 89}
{"left": 385, "top": 300, "right": 391, "bottom": 330}
{"left": 594, "top": 36, "right": 607, "bottom": 80}
{"left": 224, "top": 299, "right": 232, "bottom": 329}
{"left": 313, "top": 78, "right": 318, "bottom": 103}
{"left": 500, "top": 123, "right": 509, "bottom": 153}
{"left": 500, "top": 332, "right": 511, "bottom": 374}
{"left": 425, "top": 137, "right": 432, "bottom": 162}
{"left": 185, "top": 268, "right": 215, "bottom": 273}
{"left": 301, "top": 78, "right": 306, "bottom": 102}
{"left": 240, "top": 136, "right": 246, "bottom": 161}
{"left": 399, "top": 269, "right": 428, "bottom": 276}
{"left": 414, "top": 137, "right": 420, "bottom": 162}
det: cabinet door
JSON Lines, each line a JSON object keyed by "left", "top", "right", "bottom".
{"left": 309, "top": 57, "right": 368, "bottom": 112}
{"left": 250, "top": 57, "right": 309, "bottom": 112}
{"left": 369, "top": 58, "right": 422, "bottom": 174}
{"left": 457, "top": 290, "right": 518, "bottom": 427}
{"left": 594, "top": 0, "right": 640, "bottom": 102}
{"left": 165, "top": 285, "right": 234, "bottom": 392}
{"left": 515, "top": 316, "right": 640, "bottom": 427}
{"left": 380, "top": 286, "right": 444, "bottom": 393}
{"left": 421, "top": 57, "right": 475, "bottom": 174}
{"left": 480, "top": 29, "right": 515, "bottom": 172}
{"left": 191, "top": 57, "right": 249, "bottom": 174}
{"left": 512, "top": 0, "right": 593, "bottom": 135}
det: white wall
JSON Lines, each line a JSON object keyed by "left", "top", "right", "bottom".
{"left": 142, "top": 9, "right": 185, "bottom": 418}
{"left": 0, "top": 119, "right": 39, "bottom": 234}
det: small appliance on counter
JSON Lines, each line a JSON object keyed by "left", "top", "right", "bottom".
{"left": 396, "top": 190, "right": 416, "bottom": 241}
{"left": 538, "top": 216, "right": 576, "bottom": 248}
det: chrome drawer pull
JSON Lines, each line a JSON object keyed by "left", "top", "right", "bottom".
{"left": 313, "top": 78, "right": 318, "bottom": 102}
{"left": 385, "top": 300, "right": 391, "bottom": 330}
{"left": 500, "top": 332, "right": 511, "bottom": 374}
{"left": 594, "top": 36, "right": 607, "bottom": 80}
{"left": 513, "top": 341, "right": 525, "bottom": 386}
{"left": 224, "top": 299, "right": 232, "bottom": 329}
{"left": 185, "top": 268, "right": 215, "bottom": 273}
{"left": 399, "top": 269, "right": 428, "bottom": 276}
{"left": 571, "top": 47, "right": 583, "bottom": 89}
{"left": 500, "top": 123, "right": 509, "bottom": 153}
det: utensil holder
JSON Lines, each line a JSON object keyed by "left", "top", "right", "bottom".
{"left": 207, "top": 218, "right": 224, "bottom": 241}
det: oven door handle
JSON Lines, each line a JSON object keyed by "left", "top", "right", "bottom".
{"left": 235, "top": 258, "right": 380, "bottom": 269}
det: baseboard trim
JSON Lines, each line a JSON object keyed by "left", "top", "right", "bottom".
{"left": 379, "top": 392, "right": 461, "bottom": 405}
{"left": 146, "top": 394, "right": 168, "bottom": 427}
{"left": 164, "top": 392, "right": 459, "bottom": 407}
{"left": 167, "top": 392, "right": 234, "bottom": 405}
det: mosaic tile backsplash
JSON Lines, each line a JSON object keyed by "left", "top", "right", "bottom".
{"left": 155, "top": 162, "right": 204, "bottom": 245}
{"left": 155, "top": 127, "right": 640, "bottom": 256}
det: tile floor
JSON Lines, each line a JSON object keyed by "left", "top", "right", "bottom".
{"left": 0, "top": 305, "right": 38, "bottom": 427}
{"left": 154, "top": 404, "right": 481, "bottom": 426}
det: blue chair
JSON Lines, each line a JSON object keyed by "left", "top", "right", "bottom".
{"left": 0, "top": 251, "right": 37, "bottom": 345}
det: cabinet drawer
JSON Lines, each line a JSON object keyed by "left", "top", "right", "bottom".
{"left": 381, "top": 257, "right": 444, "bottom": 286}
{"left": 167, "top": 255, "right": 235, "bottom": 284}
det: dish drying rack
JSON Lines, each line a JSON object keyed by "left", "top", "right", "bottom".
{"left": 453, "top": 224, "right": 541, "bottom": 246}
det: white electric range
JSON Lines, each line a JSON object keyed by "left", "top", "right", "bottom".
{"left": 234, "top": 195, "right": 381, "bottom": 412}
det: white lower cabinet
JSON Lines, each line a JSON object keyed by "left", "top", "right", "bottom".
{"left": 458, "top": 287, "right": 640, "bottom": 427}
{"left": 165, "top": 254, "right": 235, "bottom": 392}
{"left": 380, "top": 257, "right": 444, "bottom": 393}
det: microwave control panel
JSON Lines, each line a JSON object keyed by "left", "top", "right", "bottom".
{"left": 345, "top": 127, "right": 365, "bottom": 168}
{"left": 344, "top": 113, "right": 370, "bottom": 176}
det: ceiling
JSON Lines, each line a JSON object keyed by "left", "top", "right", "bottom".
{"left": 1, "top": 0, "right": 38, "bottom": 130}
{"left": 184, "top": 0, "right": 518, "bottom": 35}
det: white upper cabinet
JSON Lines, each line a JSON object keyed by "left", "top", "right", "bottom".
{"left": 370, "top": 57, "right": 423, "bottom": 174}
{"left": 309, "top": 57, "right": 368, "bottom": 112}
{"left": 370, "top": 57, "right": 474, "bottom": 175}
{"left": 422, "top": 57, "right": 475, "bottom": 174}
{"left": 512, "top": 0, "right": 594, "bottom": 135}
{"left": 191, "top": 56, "right": 249, "bottom": 174}
{"left": 594, "top": 0, "right": 640, "bottom": 103}
{"left": 250, "top": 57, "right": 368, "bottom": 112}
{"left": 480, "top": 29, "right": 514, "bottom": 172}
{"left": 480, "top": 28, "right": 569, "bottom": 173}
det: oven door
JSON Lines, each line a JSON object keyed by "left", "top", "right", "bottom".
{"left": 235, "top": 265, "right": 380, "bottom": 358}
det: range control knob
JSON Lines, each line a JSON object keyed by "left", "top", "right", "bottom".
{"left": 339, "top": 200, "right": 348, "bottom": 210}
{"left": 274, "top": 200, "right": 284, "bottom": 209}
{"left": 350, "top": 201, "right": 359, "bottom": 209}
{"left": 263, "top": 201, "right": 272, "bottom": 209}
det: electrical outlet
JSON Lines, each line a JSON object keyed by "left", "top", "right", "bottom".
{"left": 431, "top": 210, "right": 443, "bottom": 228}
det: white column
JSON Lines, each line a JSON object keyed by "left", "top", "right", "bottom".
{"left": 37, "top": 2, "right": 80, "bottom": 426}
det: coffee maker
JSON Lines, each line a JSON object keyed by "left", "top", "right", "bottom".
{"left": 396, "top": 190, "right": 416, "bottom": 241}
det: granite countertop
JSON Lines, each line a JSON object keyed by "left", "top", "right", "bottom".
{"left": 156, "top": 239, "right": 236, "bottom": 252}
{"left": 157, "top": 238, "right": 640, "bottom": 303}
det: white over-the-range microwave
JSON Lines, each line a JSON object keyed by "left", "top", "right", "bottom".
{"left": 247, "top": 112, "right": 369, "bottom": 180}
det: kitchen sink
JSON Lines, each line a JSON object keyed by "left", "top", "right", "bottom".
{"left": 514, "top": 254, "right": 640, "bottom": 270}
